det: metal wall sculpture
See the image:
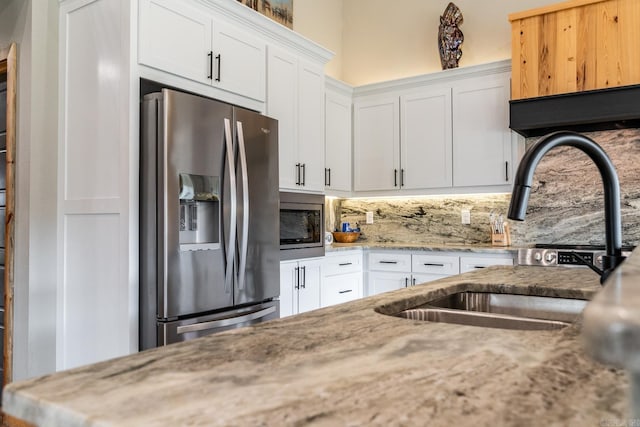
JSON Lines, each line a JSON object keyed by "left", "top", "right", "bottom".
{"left": 438, "top": 2, "right": 464, "bottom": 70}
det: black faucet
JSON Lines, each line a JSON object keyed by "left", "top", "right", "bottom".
{"left": 507, "top": 131, "right": 626, "bottom": 284}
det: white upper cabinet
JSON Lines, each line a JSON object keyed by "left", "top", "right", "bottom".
{"left": 211, "top": 19, "right": 265, "bottom": 101}
{"left": 353, "top": 96, "right": 400, "bottom": 191}
{"left": 452, "top": 72, "right": 512, "bottom": 187}
{"left": 351, "top": 61, "right": 515, "bottom": 195}
{"left": 297, "top": 60, "right": 325, "bottom": 192}
{"left": 267, "top": 46, "right": 325, "bottom": 192}
{"left": 139, "top": 0, "right": 211, "bottom": 84}
{"left": 267, "top": 47, "right": 298, "bottom": 189}
{"left": 324, "top": 82, "right": 353, "bottom": 192}
{"left": 400, "top": 87, "right": 453, "bottom": 190}
{"left": 138, "top": 0, "right": 265, "bottom": 101}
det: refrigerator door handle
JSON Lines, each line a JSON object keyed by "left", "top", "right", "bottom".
{"left": 175, "top": 306, "right": 277, "bottom": 334}
{"left": 236, "top": 121, "right": 250, "bottom": 291}
{"left": 223, "top": 118, "right": 237, "bottom": 294}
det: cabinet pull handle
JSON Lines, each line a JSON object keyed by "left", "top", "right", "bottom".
{"left": 215, "top": 54, "right": 221, "bottom": 82}
{"left": 324, "top": 168, "right": 328, "bottom": 186}
{"left": 207, "top": 51, "right": 213, "bottom": 79}
{"left": 404, "top": 277, "right": 408, "bottom": 288}
{"left": 379, "top": 261, "right": 398, "bottom": 264}
{"left": 294, "top": 266, "right": 300, "bottom": 289}
{"left": 295, "top": 163, "right": 301, "bottom": 185}
{"left": 505, "top": 161, "right": 509, "bottom": 181}
{"left": 412, "top": 277, "right": 416, "bottom": 286}
{"left": 474, "top": 266, "right": 486, "bottom": 269}
{"left": 301, "top": 265, "right": 306, "bottom": 288}
{"left": 394, "top": 169, "right": 398, "bottom": 187}
{"left": 423, "top": 263, "right": 444, "bottom": 267}
{"left": 401, "top": 169, "right": 405, "bottom": 187}
{"left": 338, "top": 262, "right": 352, "bottom": 266}
{"left": 338, "top": 289, "right": 353, "bottom": 294}
{"left": 327, "top": 168, "right": 331, "bottom": 186}
{"left": 301, "top": 163, "right": 306, "bottom": 186}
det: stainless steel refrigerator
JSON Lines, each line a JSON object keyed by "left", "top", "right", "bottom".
{"left": 140, "top": 89, "right": 280, "bottom": 350}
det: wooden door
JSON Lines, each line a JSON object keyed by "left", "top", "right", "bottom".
{"left": 0, "top": 42, "right": 17, "bottom": 416}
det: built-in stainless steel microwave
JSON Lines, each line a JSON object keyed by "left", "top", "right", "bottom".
{"left": 279, "top": 192, "right": 325, "bottom": 260}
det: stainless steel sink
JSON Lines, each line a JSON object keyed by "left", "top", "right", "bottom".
{"left": 395, "top": 292, "right": 588, "bottom": 330}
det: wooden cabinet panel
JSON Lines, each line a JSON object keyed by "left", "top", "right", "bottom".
{"left": 510, "top": 0, "right": 640, "bottom": 99}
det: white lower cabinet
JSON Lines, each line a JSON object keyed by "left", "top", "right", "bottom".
{"left": 281, "top": 251, "right": 516, "bottom": 314}
{"left": 366, "top": 250, "right": 515, "bottom": 296}
{"left": 366, "top": 252, "right": 457, "bottom": 296}
{"left": 279, "top": 258, "right": 322, "bottom": 318}
{"left": 459, "top": 254, "right": 514, "bottom": 273}
{"left": 368, "top": 271, "right": 412, "bottom": 295}
{"left": 321, "top": 250, "right": 363, "bottom": 307}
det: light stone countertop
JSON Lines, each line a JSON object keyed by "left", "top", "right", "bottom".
{"left": 2, "top": 266, "right": 628, "bottom": 426}
{"left": 326, "top": 241, "right": 519, "bottom": 254}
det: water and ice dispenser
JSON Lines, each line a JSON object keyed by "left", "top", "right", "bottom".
{"left": 178, "top": 173, "right": 220, "bottom": 251}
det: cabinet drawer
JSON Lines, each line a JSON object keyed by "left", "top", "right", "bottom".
{"left": 323, "top": 252, "right": 363, "bottom": 276}
{"left": 412, "top": 254, "right": 459, "bottom": 275}
{"left": 459, "top": 256, "right": 514, "bottom": 273}
{"left": 367, "top": 252, "right": 412, "bottom": 272}
{"left": 321, "top": 273, "right": 362, "bottom": 307}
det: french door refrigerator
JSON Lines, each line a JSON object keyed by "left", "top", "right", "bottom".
{"left": 140, "top": 89, "right": 280, "bottom": 350}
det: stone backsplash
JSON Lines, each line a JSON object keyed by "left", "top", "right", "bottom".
{"left": 327, "top": 129, "right": 640, "bottom": 247}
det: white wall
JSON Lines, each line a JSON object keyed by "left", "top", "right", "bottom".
{"left": 295, "top": 0, "right": 562, "bottom": 85}
{"left": 0, "top": 0, "right": 59, "bottom": 381}
{"left": 293, "top": 0, "right": 343, "bottom": 79}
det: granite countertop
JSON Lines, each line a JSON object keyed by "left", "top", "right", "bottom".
{"left": 326, "top": 241, "right": 520, "bottom": 254}
{"left": 3, "top": 266, "right": 627, "bottom": 426}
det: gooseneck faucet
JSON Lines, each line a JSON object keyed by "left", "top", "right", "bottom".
{"left": 507, "top": 131, "right": 626, "bottom": 284}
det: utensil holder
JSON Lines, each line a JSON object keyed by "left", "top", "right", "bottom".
{"left": 491, "top": 222, "right": 511, "bottom": 247}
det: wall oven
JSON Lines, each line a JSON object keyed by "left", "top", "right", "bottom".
{"left": 280, "top": 192, "right": 325, "bottom": 260}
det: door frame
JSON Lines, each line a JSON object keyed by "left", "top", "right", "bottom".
{"left": 1, "top": 42, "right": 17, "bottom": 389}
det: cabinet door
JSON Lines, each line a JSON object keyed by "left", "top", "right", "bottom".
{"left": 139, "top": 0, "right": 212, "bottom": 84}
{"left": 212, "top": 19, "right": 265, "bottom": 101}
{"left": 401, "top": 87, "right": 452, "bottom": 189}
{"left": 459, "top": 255, "right": 514, "bottom": 274}
{"left": 367, "top": 271, "right": 410, "bottom": 296}
{"left": 267, "top": 46, "right": 298, "bottom": 190}
{"left": 325, "top": 89, "right": 352, "bottom": 192}
{"left": 321, "top": 272, "right": 362, "bottom": 307}
{"left": 279, "top": 261, "right": 298, "bottom": 318}
{"left": 452, "top": 73, "right": 512, "bottom": 187}
{"left": 353, "top": 96, "right": 400, "bottom": 191}
{"left": 298, "top": 259, "right": 322, "bottom": 313}
{"left": 412, "top": 273, "right": 449, "bottom": 286}
{"left": 297, "top": 60, "right": 325, "bottom": 192}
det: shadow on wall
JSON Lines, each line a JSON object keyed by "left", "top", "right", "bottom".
{"left": 328, "top": 129, "right": 640, "bottom": 247}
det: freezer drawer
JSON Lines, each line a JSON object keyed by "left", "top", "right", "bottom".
{"left": 157, "top": 301, "right": 279, "bottom": 346}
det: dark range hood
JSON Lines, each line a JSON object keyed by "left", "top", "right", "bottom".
{"left": 509, "top": 84, "right": 640, "bottom": 138}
